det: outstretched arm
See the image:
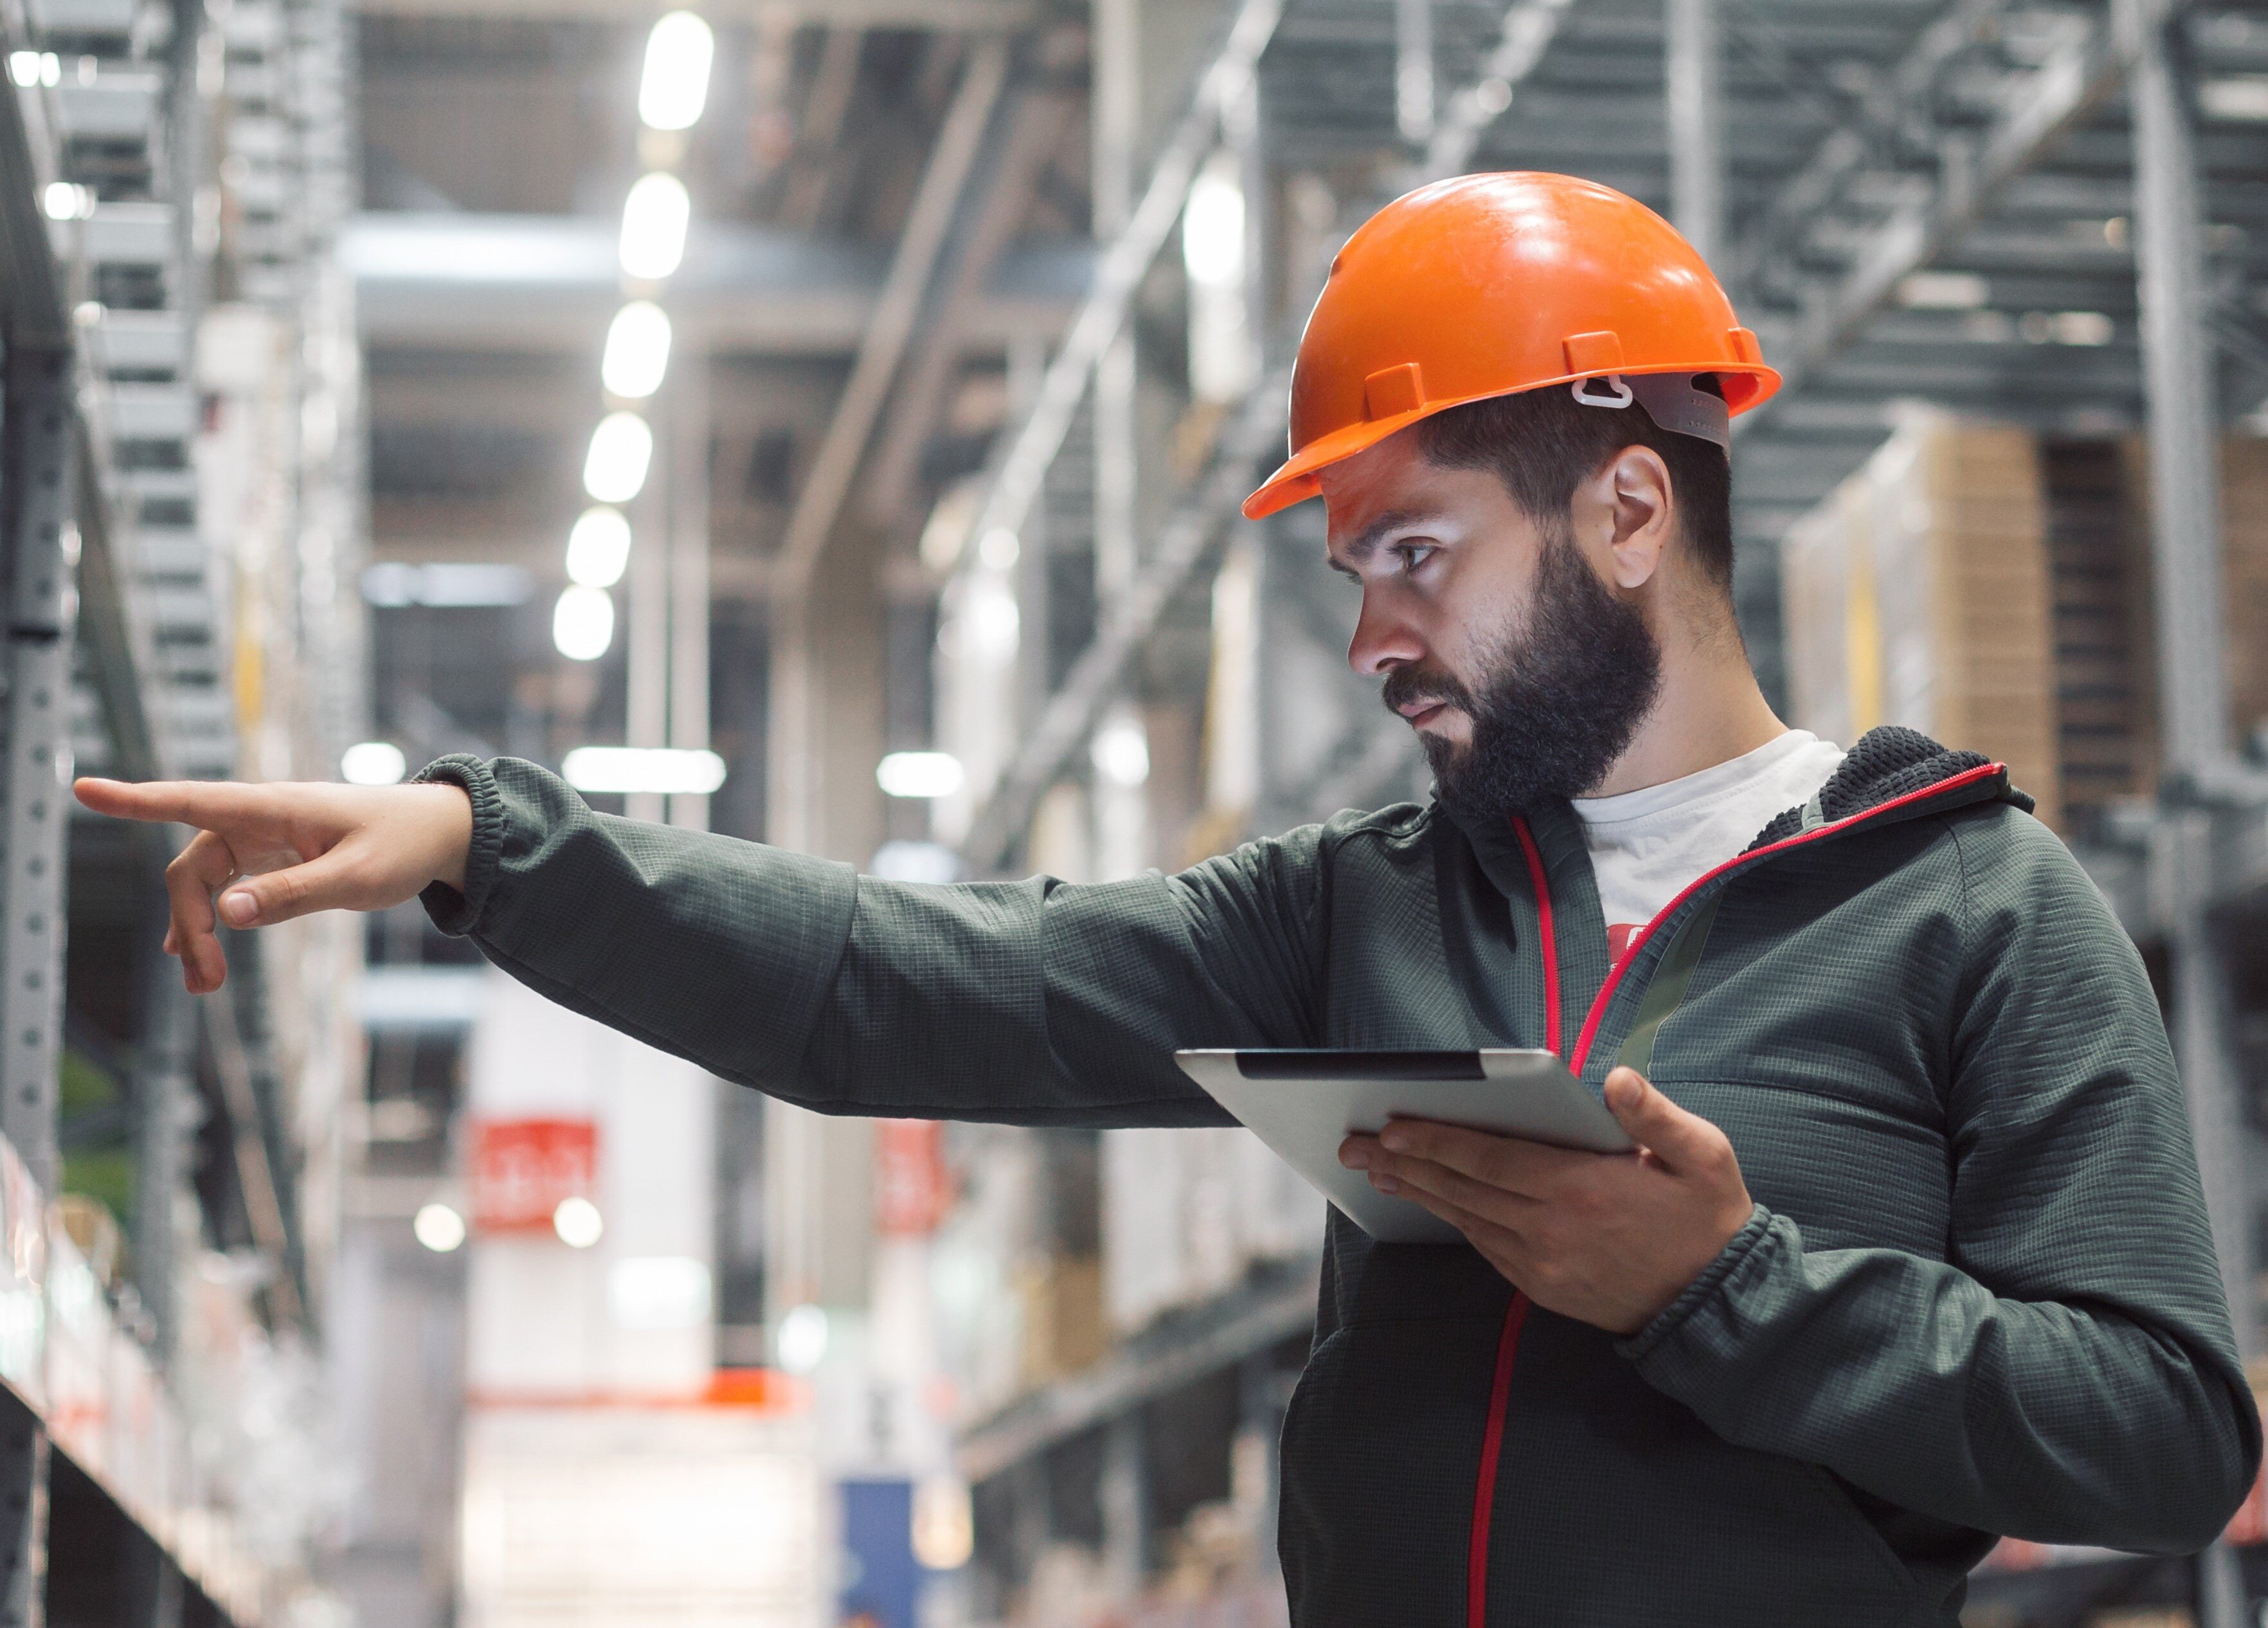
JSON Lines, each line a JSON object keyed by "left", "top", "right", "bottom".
{"left": 77, "top": 754, "right": 1331, "bottom": 1127}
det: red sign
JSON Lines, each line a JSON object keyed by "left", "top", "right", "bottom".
{"left": 471, "top": 1118, "right": 598, "bottom": 1234}
{"left": 874, "top": 1119, "right": 951, "bottom": 1236}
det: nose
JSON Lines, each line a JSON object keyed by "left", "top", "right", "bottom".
{"left": 1346, "top": 588, "right": 1425, "bottom": 678}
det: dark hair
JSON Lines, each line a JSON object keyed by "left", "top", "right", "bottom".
{"left": 1411, "top": 380, "right": 1735, "bottom": 593}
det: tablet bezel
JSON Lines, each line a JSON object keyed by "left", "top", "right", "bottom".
{"left": 1174, "top": 1048, "right": 1634, "bottom": 1244}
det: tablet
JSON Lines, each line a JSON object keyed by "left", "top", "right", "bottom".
{"left": 1174, "top": 1049, "right": 1635, "bottom": 1244}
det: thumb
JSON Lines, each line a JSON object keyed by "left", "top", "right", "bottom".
{"left": 1603, "top": 1067, "right": 1722, "bottom": 1171}
{"left": 215, "top": 844, "right": 373, "bottom": 928}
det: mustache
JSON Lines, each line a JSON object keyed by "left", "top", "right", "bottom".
{"left": 1380, "top": 664, "right": 1475, "bottom": 718}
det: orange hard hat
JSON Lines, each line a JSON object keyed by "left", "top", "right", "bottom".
{"left": 1242, "top": 171, "right": 1781, "bottom": 520}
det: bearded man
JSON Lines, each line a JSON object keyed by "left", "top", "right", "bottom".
{"left": 80, "top": 174, "right": 2258, "bottom": 1626}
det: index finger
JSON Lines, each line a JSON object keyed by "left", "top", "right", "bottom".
{"left": 75, "top": 777, "right": 268, "bottom": 830}
{"left": 1375, "top": 1117, "right": 1605, "bottom": 1194}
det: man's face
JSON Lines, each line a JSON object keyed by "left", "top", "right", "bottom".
{"left": 1318, "top": 429, "right": 1662, "bottom": 818}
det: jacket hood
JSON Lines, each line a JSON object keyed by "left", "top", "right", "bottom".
{"left": 1747, "top": 725, "right": 2033, "bottom": 849}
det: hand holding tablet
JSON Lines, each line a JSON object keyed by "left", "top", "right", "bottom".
{"left": 1174, "top": 1049, "right": 1634, "bottom": 1244}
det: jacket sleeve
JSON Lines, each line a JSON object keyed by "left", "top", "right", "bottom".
{"left": 1618, "top": 811, "right": 2262, "bottom": 1553}
{"left": 413, "top": 754, "right": 1328, "bottom": 1127}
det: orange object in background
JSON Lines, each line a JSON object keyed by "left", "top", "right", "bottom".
{"left": 874, "top": 1118, "right": 951, "bottom": 1236}
{"left": 1243, "top": 170, "right": 1782, "bottom": 520}
{"left": 471, "top": 1117, "right": 598, "bottom": 1233}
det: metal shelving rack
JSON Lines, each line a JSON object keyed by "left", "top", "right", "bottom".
{"left": 943, "top": 1, "right": 2268, "bottom": 1622}
{"left": 0, "top": 0, "right": 359, "bottom": 1600}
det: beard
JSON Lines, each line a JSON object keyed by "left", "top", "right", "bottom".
{"left": 1381, "top": 529, "right": 1663, "bottom": 821}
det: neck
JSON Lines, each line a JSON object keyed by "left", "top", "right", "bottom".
{"left": 1583, "top": 614, "right": 1786, "bottom": 798}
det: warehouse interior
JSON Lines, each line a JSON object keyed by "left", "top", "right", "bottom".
{"left": 4, "top": 0, "right": 2268, "bottom": 1622}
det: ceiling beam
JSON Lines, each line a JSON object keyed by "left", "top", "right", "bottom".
{"left": 352, "top": 0, "right": 1035, "bottom": 27}
{"left": 772, "top": 35, "right": 1010, "bottom": 593}
{"left": 341, "top": 212, "right": 1086, "bottom": 352}
{"left": 861, "top": 77, "right": 1077, "bottom": 531}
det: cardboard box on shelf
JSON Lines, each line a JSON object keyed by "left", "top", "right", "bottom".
{"left": 1781, "top": 410, "right": 2063, "bottom": 831}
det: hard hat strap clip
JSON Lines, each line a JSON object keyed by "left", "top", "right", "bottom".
{"left": 1570, "top": 374, "right": 1635, "bottom": 410}
{"left": 1571, "top": 371, "right": 1731, "bottom": 450}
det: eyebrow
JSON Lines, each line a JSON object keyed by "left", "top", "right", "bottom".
{"left": 1325, "top": 509, "right": 1445, "bottom": 579}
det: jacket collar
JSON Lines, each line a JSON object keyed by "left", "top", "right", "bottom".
{"left": 1435, "top": 724, "right": 2033, "bottom": 885}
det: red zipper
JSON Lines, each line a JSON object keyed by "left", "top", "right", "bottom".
{"left": 1461, "top": 761, "right": 2003, "bottom": 1626}
{"left": 1466, "top": 1291, "right": 1531, "bottom": 1628}
{"left": 1565, "top": 760, "right": 2003, "bottom": 1072}
{"left": 1510, "top": 817, "right": 1562, "bottom": 1055}
{"left": 1466, "top": 819, "right": 1560, "bottom": 1627}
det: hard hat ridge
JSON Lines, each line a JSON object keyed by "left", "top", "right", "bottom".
{"left": 1242, "top": 171, "right": 1779, "bottom": 519}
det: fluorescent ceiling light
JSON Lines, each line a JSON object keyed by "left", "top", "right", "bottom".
{"left": 582, "top": 411, "right": 654, "bottom": 503}
{"left": 1183, "top": 159, "right": 1246, "bottom": 290}
{"left": 552, "top": 585, "right": 616, "bottom": 661}
{"left": 600, "top": 300, "right": 672, "bottom": 399}
{"left": 876, "top": 751, "right": 966, "bottom": 799}
{"left": 566, "top": 506, "right": 633, "bottom": 588}
{"left": 2201, "top": 76, "right": 2268, "bottom": 121}
{"left": 620, "top": 172, "right": 690, "bottom": 281}
{"left": 10, "top": 52, "right": 58, "bottom": 87}
{"left": 638, "top": 12, "right": 714, "bottom": 132}
{"left": 42, "top": 183, "right": 89, "bottom": 221}
{"left": 340, "top": 741, "right": 408, "bottom": 786}
{"left": 562, "top": 746, "right": 728, "bottom": 795}
{"left": 1896, "top": 271, "right": 1989, "bottom": 311}
{"left": 361, "top": 562, "right": 534, "bottom": 608}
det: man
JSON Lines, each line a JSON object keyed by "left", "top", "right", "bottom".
{"left": 81, "top": 173, "right": 2258, "bottom": 1625}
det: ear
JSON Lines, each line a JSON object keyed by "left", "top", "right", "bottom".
{"left": 1591, "top": 446, "right": 1674, "bottom": 591}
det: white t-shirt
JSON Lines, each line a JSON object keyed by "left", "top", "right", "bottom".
{"left": 1570, "top": 729, "right": 1846, "bottom": 963}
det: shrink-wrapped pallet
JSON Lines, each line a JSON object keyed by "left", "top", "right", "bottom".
{"left": 1780, "top": 409, "right": 2063, "bottom": 829}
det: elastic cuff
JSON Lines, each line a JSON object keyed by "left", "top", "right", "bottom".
{"left": 413, "top": 754, "right": 503, "bottom": 936}
{"left": 1616, "top": 1203, "right": 1772, "bottom": 1365}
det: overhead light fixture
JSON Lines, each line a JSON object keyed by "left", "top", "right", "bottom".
{"left": 620, "top": 172, "right": 690, "bottom": 280}
{"left": 870, "top": 840, "right": 964, "bottom": 883}
{"left": 41, "top": 182, "right": 91, "bottom": 221}
{"left": 977, "top": 528, "right": 1020, "bottom": 570}
{"left": 583, "top": 411, "right": 654, "bottom": 503}
{"left": 600, "top": 300, "right": 672, "bottom": 400}
{"left": 776, "top": 1303, "right": 828, "bottom": 1375}
{"left": 637, "top": 11, "right": 714, "bottom": 132}
{"left": 2201, "top": 75, "right": 2268, "bottom": 121}
{"left": 561, "top": 746, "right": 727, "bottom": 795}
{"left": 1183, "top": 162, "right": 1247, "bottom": 291}
{"left": 565, "top": 506, "right": 633, "bottom": 589}
{"left": 1092, "top": 717, "right": 1150, "bottom": 788}
{"left": 361, "top": 561, "right": 535, "bottom": 609}
{"left": 553, "top": 584, "right": 616, "bottom": 661}
{"left": 340, "top": 741, "right": 408, "bottom": 786}
{"left": 413, "top": 1202, "right": 467, "bottom": 1253}
{"left": 876, "top": 751, "right": 966, "bottom": 800}
{"left": 552, "top": 1196, "right": 604, "bottom": 1249}
{"left": 9, "top": 51, "right": 59, "bottom": 87}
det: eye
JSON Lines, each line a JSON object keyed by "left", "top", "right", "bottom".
{"left": 1396, "top": 543, "right": 1437, "bottom": 574}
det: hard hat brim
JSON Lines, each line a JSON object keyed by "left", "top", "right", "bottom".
{"left": 1241, "top": 361, "right": 1782, "bottom": 521}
